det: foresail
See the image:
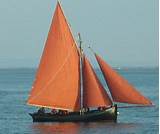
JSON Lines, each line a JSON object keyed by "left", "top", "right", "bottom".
{"left": 27, "top": 2, "right": 80, "bottom": 111}
{"left": 95, "top": 54, "right": 152, "bottom": 105}
{"left": 82, "top": 56, "right": 112, "bottom": 108}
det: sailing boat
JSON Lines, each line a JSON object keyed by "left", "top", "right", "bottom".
{"left": 27, "top": 2, "right": 153, "bottom": 122}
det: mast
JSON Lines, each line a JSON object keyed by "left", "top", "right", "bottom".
{"left": 78, "top": 33, "right": 82, "bottom": 53}
{"left": 78, "top": 33, "right": 83, "bottom": 109}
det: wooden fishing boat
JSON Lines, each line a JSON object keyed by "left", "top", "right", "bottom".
{"left": 29, "top": 105, "right": 117, "bottom": 122}
{"left": 27, "top": 2, "right": 153, "bottom": 122}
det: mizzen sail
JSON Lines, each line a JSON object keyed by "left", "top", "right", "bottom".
{"left": 82, "top": 56, "right": 112, "bottom": 108}
{"left": 95, "top": 54, "right": 152, "bottom": 105}
{"left": 27, "top": 2, "right": 80, "bottom": 111}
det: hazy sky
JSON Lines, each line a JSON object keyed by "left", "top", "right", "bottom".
{"left": 0, "top": 0, "right": 158, "bottom": 68}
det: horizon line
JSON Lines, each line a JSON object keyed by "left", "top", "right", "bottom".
{"left": 0, "top": 66, "right": 158, "bottom": 70}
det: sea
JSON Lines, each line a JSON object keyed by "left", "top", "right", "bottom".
{"left": 0, "top": 67, "right": 158, "bottom": 134}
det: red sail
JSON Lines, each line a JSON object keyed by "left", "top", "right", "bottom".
{"left": 95, "top": 54, "right": 152, "bottom": 105}
{"left": 27, "top": 2, "right": 80, "bottom": 111}
{"left": 82, "top": 56, "right": 112, "bottom": 108}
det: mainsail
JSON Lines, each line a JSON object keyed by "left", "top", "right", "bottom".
{"left": 82, "top": 56, "right": 112, "bottom": 108}
{"left": 27, "top": 3, "right": 80, "bottom": 111}
{"left": 95, "top": 54, "right": 152, "bottom": 105}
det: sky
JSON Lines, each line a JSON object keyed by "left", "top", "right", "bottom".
{"left": 0, "top": 0, "right": 158, "bottom": 68}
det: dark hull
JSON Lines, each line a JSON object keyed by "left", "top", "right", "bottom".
{"left": 29, "top": 106, "right": 117, "bottom": 122}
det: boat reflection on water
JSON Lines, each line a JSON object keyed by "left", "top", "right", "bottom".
{"left": 31, "top": 123, "right": 80, "bottom": 134}
{"left": 31, "top": 122, "right": 140, "bottom": 134}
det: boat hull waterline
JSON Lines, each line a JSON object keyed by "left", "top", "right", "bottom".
{"left": 29, "top": 106, "right": 117, "bottom": 122}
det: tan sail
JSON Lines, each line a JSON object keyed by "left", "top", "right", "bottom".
{"left": 82, "top": 56, "right": 112, "bottom": 108}
{"left": 27, "top": 2, "right": 80, "bottom": 111}
{"left": 95, "top": 54, "right": 152, "bottom": 105}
